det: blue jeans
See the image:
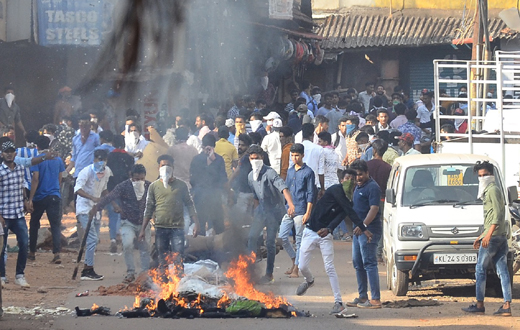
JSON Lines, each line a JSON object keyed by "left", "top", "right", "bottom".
{"left": 247, "top": 204, "right": 284, "bottom": 275}
{"left": 120, "top": 220, "right": 150, "bottom": 275}
{"left": 278, "top": 214, "right": 304, "bottom": 266}
{"left": 106, "top": 202, "right": 121, "bottom": 241}
{"left": 352, "top": 232, "right": 381, "bottom": 301}
{"left": 77, "top": 213, "right": 101, "bottom": 267}
{"left": 155, "top": 227, "right": 184, "bottom": 275}
{"left": 0, "top": 217, "right": 29, "bottom": 277}
{"left": 475, "top": 235, "right": 512, "bottom": 302}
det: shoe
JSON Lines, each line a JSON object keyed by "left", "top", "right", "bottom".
{"left": 346, "top": 297, "right": 365, "bottom": 307}
{"left": 15, "top": 275, "right": 31, "bottom": 288}
{"left": 51, "top": 254, "right": 61, "bottom": 264}
{"left": 341, "top": 235, "right": 352, "bottom": 242}
{"left": 357, "top": 300, "right": 382, "bottom": 309}
{"left": 296, "top": 280, "right": 314, "bottom": 296}
{"left": 81, "top": 268, "right": 104, "bottom": 281}
{"left": 462, "top": 304, "right": 485, "bottom": 315}
{"left": 330, "top": 302, "right": 345, "bottom": 314}
{"left": 123, "top": 273, "right": 135, "bottom": 283}
{"left": 258, "top": 275, "right": 274, "bottom": 285}
{"left": 493, "top": 306, "right": 512, "bottom": 317}
{"left": 28, "top": 252, "right": 36, "bottom": 261}
{"left": 110, "top": 240, "right": 117, "bottom": 253}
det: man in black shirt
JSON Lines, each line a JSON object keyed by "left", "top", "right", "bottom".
{"left": 190, "top": 134, "right": 227, "bottom": 235}
{"left": 296, "top": 169, "right": 373, "bottom": 314}
{"left": 105, "top": 135, "right": 134, "bottom": 252}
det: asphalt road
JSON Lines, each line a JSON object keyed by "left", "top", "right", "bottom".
{"left": 45, "top": 239, "right": 520, "bottom": 330}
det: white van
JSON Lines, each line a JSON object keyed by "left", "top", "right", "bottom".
{"left": 384, "top": 153, "right": 517, "bottom": 296}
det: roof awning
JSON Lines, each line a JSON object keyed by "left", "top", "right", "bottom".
{"left": 315, "top": 9, "right": 518, "bottom": 50}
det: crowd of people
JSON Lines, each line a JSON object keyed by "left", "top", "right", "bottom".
{"left": 0, "top": 80, "right": 510, "bottom": 318}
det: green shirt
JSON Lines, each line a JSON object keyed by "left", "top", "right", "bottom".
{"left": 144, "top": 178, "right": 196, "bottom": 229}
{"left": 481, "top": 182, "right": 506, "bottom": 238}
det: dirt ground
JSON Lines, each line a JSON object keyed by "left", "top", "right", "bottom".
{"left": 1, "top": 213, "right": 520, "bottom": 329}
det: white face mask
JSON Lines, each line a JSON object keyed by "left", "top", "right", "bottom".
{"left": 477, "top": 175, "right": 495, "bottom": 199}
{"left": 132, "top": 180, "right": 146, "bottom": 200}
{"left": 313, "top": 94, "right": 321, "bottom": 104}
{"left": 91, "top": 117, "right": 98, "bottom": 124}
{"left": 5, "top": 93, "right": 15, "bottom": 107}
{"left": 43, "top": 133, "right": 54, "bottom": 143}
{"left": 260, "top": 75, "right": 268, "bottom": 91}
{"left": 358, "top": 143, "right": 369, "bottom": 151}
{"left": 159, "top": 165, "right": 174, "bottom": 188}
{"left": 250, "top": 159, "right": 263, "bottom": 180}
{"left": 250, "top": 120, "right": 262, "bottom": 133}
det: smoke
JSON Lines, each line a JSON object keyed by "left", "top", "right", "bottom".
{"left": 79, "top": 0, "right": 255, "bottom": 129}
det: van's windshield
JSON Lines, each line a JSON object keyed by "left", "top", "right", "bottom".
{"left": 402, "top": 164, "right": 503, "bottom": 207}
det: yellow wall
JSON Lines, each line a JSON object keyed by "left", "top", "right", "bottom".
{"left": 313, "top": 0, "right": 517, "bottom": 11}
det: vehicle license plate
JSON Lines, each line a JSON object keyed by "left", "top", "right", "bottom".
{"left": 433, "top": 253, "right": 477, "bottom": 264}
{"left": 447, "top": 173, "right": 463, "bottom": 186}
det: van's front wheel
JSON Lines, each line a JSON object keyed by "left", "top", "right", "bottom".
{"left": 390, "top": 258, "right": 409, "bottom": 296}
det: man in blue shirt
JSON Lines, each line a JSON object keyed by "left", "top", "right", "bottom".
{"left": 279, "top": 143, "right": 315, "bottom": 278}
{"left": 247, "top": 145, "right": 295, "bottom": 284}
{"left": 66, "top": 114, "right": 100, "bottom": 178}
{"left": 348, "top": 159, "right": 382, "bottom": 309}
{"left": 28, "top": 136, "right": 65, "bottom": 264}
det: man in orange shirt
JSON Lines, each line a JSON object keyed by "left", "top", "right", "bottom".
{"left": 279, "top": 127, "right": 294, "bottom": 180}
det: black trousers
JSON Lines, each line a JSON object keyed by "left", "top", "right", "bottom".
{"left": 29, "top": 195, "right": 62, "bottom": 254}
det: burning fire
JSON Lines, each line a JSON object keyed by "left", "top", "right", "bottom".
{"left": 220, "top": 253, "right": 288, "bottom": 309}
{"left": 130, "top": 252, "right": 290, "bottom": 314}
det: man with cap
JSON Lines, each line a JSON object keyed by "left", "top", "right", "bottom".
{"left": 0, "top": 140, "right": 31, "bottom": 288}
{"left": 398, "top": 133, "right": 421, "bottom": 156}
{"left": 261, "top": 113, "right": 283, "bottom": 174}
{"left": 225, "top": 118, "right": 236, "bottom": 145}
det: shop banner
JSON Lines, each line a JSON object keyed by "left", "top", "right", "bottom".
{"left": 37, "top": 0, "right": 105, "bottom": 46}
{"left": 269, "top": 0, "right": 293, "bottom": 20}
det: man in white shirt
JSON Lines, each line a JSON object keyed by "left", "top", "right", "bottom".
{"left": 416, "top": 91, "right": 435, "bottom": 132}
{"left": 375, "top": 109, "right": 390, "bottom": 132}
{"left": 389, "top": 104, "right": 407, "bottom": 129}
{"left": 331, "top": 117, "right": 348, "bottom": 176}
{"left": 358, "top": 82, "right": 375, "bottom": 114}
{"left": 125, "top": 123, "right": 149, "bottom": 161}
{"left": 398, "top": 133, "right": 421, "bottom": 156}
{"left": 317, "top": 132, "right": 340, "bottom": 189}
{"left": 261, "top": 118, "right": 282, "bottom": 174}
{"left": 300, "top": 123, "right": 325, "bottom": 193}
{"left": 295, "top": 115, "right": 329, "bottom": 145}
{"left": 75, "top": 149, "right": 112, "bottom": 281}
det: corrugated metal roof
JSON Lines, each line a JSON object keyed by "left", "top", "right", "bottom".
{"left": 316, "top": 12, "right": 517, "bottom": 50}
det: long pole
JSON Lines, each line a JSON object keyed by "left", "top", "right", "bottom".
{"left": 470, "top": 0, "right": 482, "bottom": 121}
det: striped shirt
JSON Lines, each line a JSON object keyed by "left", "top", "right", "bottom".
{"left": 15, "top": 147, "right": 38, "bottom": 189}
{"left": 0, "top": 162, "right": 25, "bottom": 219}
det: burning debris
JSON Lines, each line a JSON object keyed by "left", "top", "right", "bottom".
{"left": 76, "top": 253, "right": 311, "bottom": 319}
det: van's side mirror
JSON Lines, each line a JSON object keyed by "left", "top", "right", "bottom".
{"left": 507, "top": 186, "right": 518, "bottom": 205}
{"left": 386, "top": 188, "right": 396, "bottom": 205}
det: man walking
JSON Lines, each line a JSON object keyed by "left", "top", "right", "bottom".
{"left": 296, "top": 169, "right": 372, "bottom": 314}
{"left": 0, "top": 140, "right": 31, "bottom": 288}
{"left": 140, "top": 155, "right": 200, "bottom": 278}
{"left": 462, "top": 161, "right": 512, "bottom": 316}
{"left": 93, "top": 164, "right": 151, "bottom": 283}
{"left": 247, "top": 145, "right": 295, "bottom": 284}
{"left": 75, "top": 149, "right": 112, "bottom": 280}
{"left": 348, "top": 160, "right": 382, "bottom": 309}
{"left": 28, "top": 136, "right": 66, "bottom": 264}
{"left": 279, "top": 143, "right": 316, "bottom": 278}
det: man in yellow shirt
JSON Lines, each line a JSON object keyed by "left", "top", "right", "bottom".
{"left": 215, "top": 126, "right": 238, "bottom": 179}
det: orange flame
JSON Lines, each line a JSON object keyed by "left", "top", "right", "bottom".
{"left": 223, "top": 253, "right": 288, "bottom": 309}
{"left": 91, "top": 303, "right": 99, "bottom": 310}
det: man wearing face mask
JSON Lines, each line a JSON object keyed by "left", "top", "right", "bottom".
{"left": 462, "top": 161, "right": 512, "bottom": 316}
{"left": 190, "top": 134, "right": 228, "bottom": 236}
{"left": 296, "top": 169, "right": 371, "bottom": 315}
{"left": 93, "top": 164, "right": 151, "bottom": 283}
{"left": 140, "top": 155, "right": 199, "bottom": 278}
{"left": 233, "top": 115, "right": 247, "bottom": 150}
{"left": 74, "top": 149, "right": 112, "bottom": 280}
{"left": 247, "top": 144, "right": 295, "bottom": 284}
{"left": 125, "top": 123, "right": 149, "bottom": 161}
{"left": 341, "top": 116, "right": 362, "bottom": 166}
{"left": 42, "top": 124, "right": 61, "bottom": 152}
{"left": 0, "top": 87, "right": 26, "bottom": 141}
{"left": 261, "top": 113, "right": 282, "bottom": 175}
{"left": 249, "top": 113, "right": 267, "bottom": 139}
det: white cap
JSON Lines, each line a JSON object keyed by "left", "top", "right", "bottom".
{"left": 264, "top": 111, "right": 281, "bottom": 120}
{"left": 272, "top": 118, "right": 283, "bottom": 128}
{"left": 225, "top": 118, "right": 234, "bottom": 127}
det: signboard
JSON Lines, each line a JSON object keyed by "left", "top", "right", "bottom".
{"left": 269, "top": 0, "right": 293, "bottom": 20}
{"left": 37, "top": 0, "right": 105, "bottom": 46}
